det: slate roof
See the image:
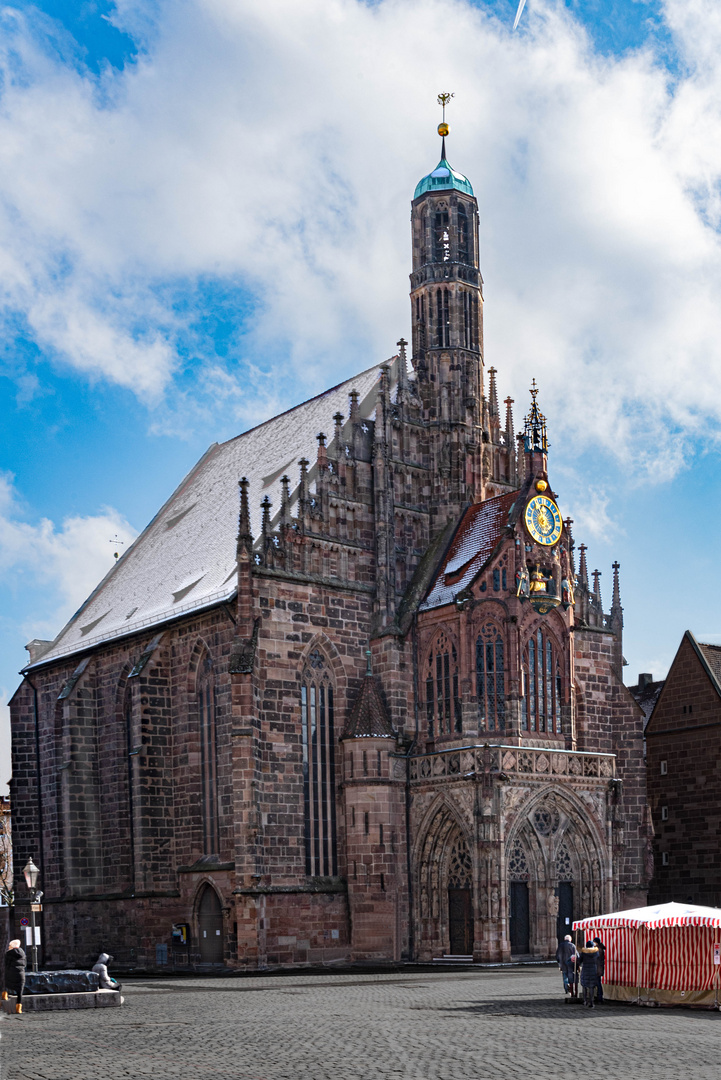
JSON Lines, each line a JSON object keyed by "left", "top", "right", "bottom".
{"left": 420, "top": 490, "right": 519, "bottom": 611}
{"left": 342, "top": 672, "right": 395, "bottom": 739}
{"left": 627, "top": 677, "right": 665, "bottom": 731}
{"left": 26, "top": 360, "right": 397, "bottom": 669}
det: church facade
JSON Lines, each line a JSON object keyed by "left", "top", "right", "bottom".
{"left": 10, "top": 128, "right": 649, "bottom": 969}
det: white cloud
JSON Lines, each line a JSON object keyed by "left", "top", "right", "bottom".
{"left": 1, "top": 0, "right": 721, "bottom": 470}
{"left": 0, "top": 472, "right": 138, "bottom": 643}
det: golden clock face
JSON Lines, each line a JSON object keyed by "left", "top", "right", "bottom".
{"left": 525, "top": 495, "right": 562, "bottom": 546}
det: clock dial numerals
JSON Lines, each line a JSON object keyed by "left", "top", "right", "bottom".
{"left": 525, "top": 495, "right": 562, "bottom": 547}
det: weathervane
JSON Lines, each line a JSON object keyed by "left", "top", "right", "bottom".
{"left": 437, "top": 92, "right": 454, "bottom": 139}
{"left": 110, "top": 534, "right": 124, "bottom": 560}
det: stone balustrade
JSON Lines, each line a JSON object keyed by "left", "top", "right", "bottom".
{"left": 407, "top": 743, "right": 615, "bottom": 784}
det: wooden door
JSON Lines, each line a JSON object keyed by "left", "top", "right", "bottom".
{"left": 510, "top": 881, "right": 530, "bottom": 954}
{"left": 557, "top": 882, "right": 574, "bottom": 942}
{"left": 198, "top": 885, "right": 224, "bottom": 963}
{"left": 448, "top": 887, "right": 473, "bottom": 955}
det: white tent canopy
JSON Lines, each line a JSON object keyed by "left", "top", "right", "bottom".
{"left": 574, "top": 901, "right": 721, "bottom": 931}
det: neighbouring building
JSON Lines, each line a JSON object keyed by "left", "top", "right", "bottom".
{"left": 9, "top": 121, "right": 649, "bottom": 970}
{"left": 628, "top": 673, "right": 665, "bottom": 735}
{"left": 646, "top": 631, "right": 721, "bottom": 907}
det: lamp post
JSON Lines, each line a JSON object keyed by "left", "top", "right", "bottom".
{"left": 22, "top": 857, "right": 42, "bottom": 973}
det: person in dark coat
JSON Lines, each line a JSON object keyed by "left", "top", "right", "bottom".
{"left": 555, "top": 934, "right": 577, "bottom": 995}
{"left": 578, "top": 940, "right": 600, "bottom": 1008}
{"left": 3, "top": 939, "right": 27, "bottom": 1014}
{"left": 593, "top": 936, "right": 606, "bottom": 1003}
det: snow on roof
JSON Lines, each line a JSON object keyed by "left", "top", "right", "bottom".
{"left": 27, "top": 360, "right": 396, "bottom": 669}
{"left": 574, "top": 901, "right": 721, "bottom": 930}
{"left": 420, "top": 491, "right": 519, "bottom": 611}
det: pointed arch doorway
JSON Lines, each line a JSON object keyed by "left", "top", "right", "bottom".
{"left": 448, "top": 833, "right": 473, "bottom": 955}
{"left": 198, "top": 885, "right": 224, "bottom": 964}
{"left": 417, "top": 806, "right": 475, "bottom": 960}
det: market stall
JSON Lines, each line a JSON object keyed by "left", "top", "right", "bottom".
{"left": 574, "top": 901, "right": 721, "bottom": 1007}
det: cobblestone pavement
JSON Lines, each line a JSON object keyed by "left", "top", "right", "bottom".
{"left": 1, "top": 967, "right": 719, "bottom": 1080}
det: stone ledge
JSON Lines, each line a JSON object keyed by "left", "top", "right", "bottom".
{"left": 2, "top": 989, "right": 122, "bottom": 1013}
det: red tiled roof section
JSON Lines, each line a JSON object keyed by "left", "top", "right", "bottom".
{"left": 420, "top": 491, "right": 519, "bottom": 611}
{"left": 697, "top": 643, "right": 721, "bottom": 693}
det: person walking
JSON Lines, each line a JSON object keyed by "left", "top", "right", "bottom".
{"left": 593, "top": 936, "right": 606, "bottom": 1004}
{"left": 555, "top": 934, "right": 577, "bottom": 997}
{"left": 3, "top": 939, "right": 27, "bottom": 1014}
{"left": 578, "top": 940, "right": 600, "bottom": 1009}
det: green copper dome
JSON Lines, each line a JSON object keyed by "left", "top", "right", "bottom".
{"left": 414, "top": 156, "right": 474, "bottom": 199}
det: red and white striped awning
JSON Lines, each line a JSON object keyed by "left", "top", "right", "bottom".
{"left": 574, "top": 901, "right": 721, "bottom": 931}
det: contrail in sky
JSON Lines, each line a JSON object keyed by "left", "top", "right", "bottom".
{"left": 513, "top": 0, "right": 527, "bottom": 30}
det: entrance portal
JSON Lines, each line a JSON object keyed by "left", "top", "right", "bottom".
{"left": 198, "top": 885, "right": 224, "bottom": 964}
{"left": 510, "top": 881, "right": 530, "bottom": 954}
{"left": 448, "top": 888, "right": 473, "bottom": 954}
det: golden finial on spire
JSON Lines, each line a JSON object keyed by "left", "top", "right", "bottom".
{"left": 437, "top": 92, "right": 454, "bottom": 138}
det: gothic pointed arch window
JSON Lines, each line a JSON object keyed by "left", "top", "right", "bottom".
{"left": 436, "top": 288, "right": 450, "bottom": 348}
{"left": 462, "top": 290, "right": 474, "bottom": 349}
{"left": 415, "top": 295, "right": 427, "bottom": 353}
{"left": 521, "top": 627, "right": 563, "bottom": 734}
{"left": 424, "top": 631, "right": 461, "bottom": 738}
{"left": 433, "top": 208, "right": 450, "bottom": 262}
{"left": 457, "top": 204, "right": 469, "bottom": 265}
{"left": 301, "top": 648, "right": 337, "bottom": 877}
{"left": 122, "top": 679, "right": 136, "bottom": 876}
{"left": 197, "top": 654, "right": 219, "bottom": 855}
{"left": 476, "top": 623, "right": 505, "bottom": 732}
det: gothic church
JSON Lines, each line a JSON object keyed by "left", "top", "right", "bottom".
{"left": 10, "top": 122, "right": 649, "bottom": 968}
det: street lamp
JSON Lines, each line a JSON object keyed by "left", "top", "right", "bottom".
{"left": 22, "top": 857, "right": 42, "bottom": 973}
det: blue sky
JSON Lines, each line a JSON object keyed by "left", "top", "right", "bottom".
{"left": 2, "top": 0, "right": 721, "bottom": 793}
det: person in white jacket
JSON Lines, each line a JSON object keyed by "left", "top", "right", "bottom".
{"left": 92, "top": 953, "right": 121, "bottom": 991}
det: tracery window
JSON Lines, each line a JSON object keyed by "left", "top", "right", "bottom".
{"left": 476, "top": 625, "right": 505, "bottom": 732}
{"left": 425, "top": 631, "right": 461, "bottom": 738}
{"left": 521, "top": 627, "right": 563, "bottom": 734}
{"left": 301, "top": 650, "right": 338, "bottom": 877}
{"left": 198, "top": 655, "right": 219, "bottom": 855}
{"left": 555, "top": 842, "right": 573, "bottom": 881}
{"left": 462, "top": 290, "right": 472, "bottom": 349}
{"left": 508, "top": 840, "right": 530, "bottom": 881}
{"left": 448, "top": 834, "right": 472, "bottom": 888}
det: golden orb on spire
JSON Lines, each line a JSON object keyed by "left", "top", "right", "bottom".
{"left": 437, "top": 91, "right": 454, "bottom": 137}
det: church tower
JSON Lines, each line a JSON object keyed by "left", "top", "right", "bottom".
{"left": 410, "top": 95, "right": 485, "bottom": 511}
